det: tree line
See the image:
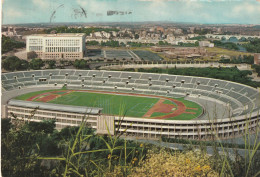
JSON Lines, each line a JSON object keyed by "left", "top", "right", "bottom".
{"left": 242, "top": 39, "right": 260, "bottom": 53}
{"left": 219, "top": 55, "right": 254, "bottom": 64}
{"left": 44, "top": 26, "right": 119, "bottom": 36}
{"left": 213, "top": 40, "right": 239, "bottom": 50}
{"left": 2, "top": 56, "right": 92, "bottom": 71}
{"left": 2, "top": 56, "right": 44, "bottom": 71}
{"left": 2, "top": 35, "right": 25, "bottom": 53}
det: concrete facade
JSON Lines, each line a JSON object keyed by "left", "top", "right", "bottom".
{"left": 26, "top": 33, "right": 86, "bottom": 60}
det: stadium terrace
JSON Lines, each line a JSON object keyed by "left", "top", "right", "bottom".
{"left": 2, "top": 69, "right": 260, "bottom": 140}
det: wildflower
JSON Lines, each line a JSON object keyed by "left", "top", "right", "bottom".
{"left": 133, "top": 157, "right": 138, "bottom": 161}
{"left": 186, "top": 159, "right": 191, "bottom": 164}
{"left": 202, "top": 165, "right": 211, "bottom": 170}
{"left": 195, "top": 165, "right": 202, "bottom": 172}
{"left": 140, "top": 144, "right": 144, "bottom": 148}
{"left": 108, "top": 154, "right": 111, "bottom": 159}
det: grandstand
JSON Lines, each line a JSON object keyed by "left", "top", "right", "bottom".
{"left": 1, "top": 69, "right": 260, "bottom": 140}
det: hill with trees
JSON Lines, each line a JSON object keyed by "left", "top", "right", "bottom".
{"left": 2, "top": 35, "right": 25, "bottom": 53}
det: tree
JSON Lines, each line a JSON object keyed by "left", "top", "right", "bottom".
{"left": 1, "top": 35, "right": 25, "bottom": 53}
{"left": 29, "top": 58, "right": 44, "bottom": 70}
{"left": 46, "top": 60, "right": 56, "bottom": 69}
{"left": 86, "top": 41, "right": 99, "bottom": 46}
{"left": 19, "top": 59, "right": 29, "bottom": 70}
{"left": 134, "top": 34, "right": 139, "bottom": 39}
{"left": 74, "top": 59, "right": 89, "bottom": 69}
{"left": 27, "top": 51, "right": 38, "bottom": 59}
{"left": 2, "top": 56, "right": 29, "bottom": 71}
{"left": 2, "top": 56, "right": 20, "bottom": 71}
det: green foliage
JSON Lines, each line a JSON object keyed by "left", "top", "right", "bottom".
{"left": 242, "top": 39, "right": 260, "bottom": 53}
{"left": 189, "top": 35, "right": 206, "bottom": 41}
{"left": 127, "top": 42, "right": 155, "bottom": 47}
{"left": 252, "top": 64, "right": 260, "bottom": 77}
{"left": 27, "top": 51, "right": 38, "bottom": 59}
{"left": 29, "top": 58, "right": 44, "bottom": 70}
{"left": 1, "top": 118, "right": 12, "bottom": 138}
{"left": 220, "top": 55, "right": 254, "bottom": 64}
{"left": 177, "top": 41, "right": 199, "bottom": 47}
{"left": 158, "top": 41, "right": 170, "bottom": 46}
{"left": 1, "top": 35, "right": 25, "bottom": 53}
{"left": 45, "top": 60, "right": 56, "bottom": 69}
{"left": 2, "top": 56, "right": 29, "bottom": 71}
{"left": 86, "top": 40, "right": 100, "bottom": 46}
{"left": 2, "top": 115, "right": 260, "bottom": 176}
{"left": 101, "top": 40, "right": 120, "bottom": 47}
{"left": 134, "top": 33, "right": 139, "bottom": 39}
{"left": 73, "top": 59, "right": 89, "bottom": 69}
{"left": 213, "top": 40, "right": 239, "bottom": 50}
{"left": 36, "top": 116, "right": 148, "bottom": 176}
{"left": 1, "top": 118, "right": 60, "bottom": 177}
{"left": 27, "top": 120, "right": 56, "bottom": 134}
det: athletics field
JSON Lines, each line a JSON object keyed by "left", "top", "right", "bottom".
{"left": 15, "top": 89, "right": 203, "bottom": 120}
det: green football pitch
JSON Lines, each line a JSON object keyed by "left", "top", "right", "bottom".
{"left": 15, "top": 89, "right": 203, "bottom": 120}
{"left": 15, "top": 90, "right": 159, "bottom": 117}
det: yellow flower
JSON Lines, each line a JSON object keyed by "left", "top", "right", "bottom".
{"left": 133, "top": 157, "right": 138, "bottom": 161}
{"left": 202, "top": 165, "right": 211, "bottom": 170}
{"left": 108, "top": 154, "right": 111, "bottom": 159}
{"left": 195, "top": 165, "right": 202, "bottom": 172}
{"left": 140, "top": 144, "right": 144, "bottom": 148}
{"left": 186, "top": 159, "right": 191, "bottom": 164}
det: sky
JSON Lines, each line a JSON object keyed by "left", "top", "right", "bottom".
{"left": 2, "top": 0, "right": 260, "bottom": 25}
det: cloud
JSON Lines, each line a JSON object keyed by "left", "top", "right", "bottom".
{"left": 5, "top": 8, "right": 23, "bottom": 18}
{"left": 32, "top": 0, "right": 49, "bottom": 9}
{"left": 232, "top": 2, "right": 260, "bottom": 16}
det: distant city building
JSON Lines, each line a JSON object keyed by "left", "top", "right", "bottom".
{"left": 26, "top": 33, "right": 86, "bottom": 60}
{"left": 199, "top": 41, "right": 214, "bottom": 48}
{"left": 254, "top": 53, "right": 260, "bottom": 65}
{"left": 156, "top": 26, "right": 164, "bottom": 33}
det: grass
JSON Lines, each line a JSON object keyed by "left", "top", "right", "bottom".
{"left": 49, "top": 92, "right": 159, "bottom": 117}
{"left": 176, "top": 97, "right": 203, "bottom": 110}
{"left": 15, "top": 90, "right": 159, "bottom": 117}
{"left": 163, "top": 100, "right": 176, "bottom": 105}
{"left": 166, "top": 97, "right": 203, "bottom": 120}
{"left": 150, "top": 112, "right": 169, "bottom": 117}
{"left": 15, "top": 90, "right": 203, "bottom": 120}
{"left": 207, "top": 47, "right": 250, "bottom": 59}
{"left": 15, "top": 89, "right": 57, "bottom": 100}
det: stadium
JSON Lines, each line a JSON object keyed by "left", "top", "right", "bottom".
{"left": 1, "top": 69, "right": 260, "bottom": 140}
